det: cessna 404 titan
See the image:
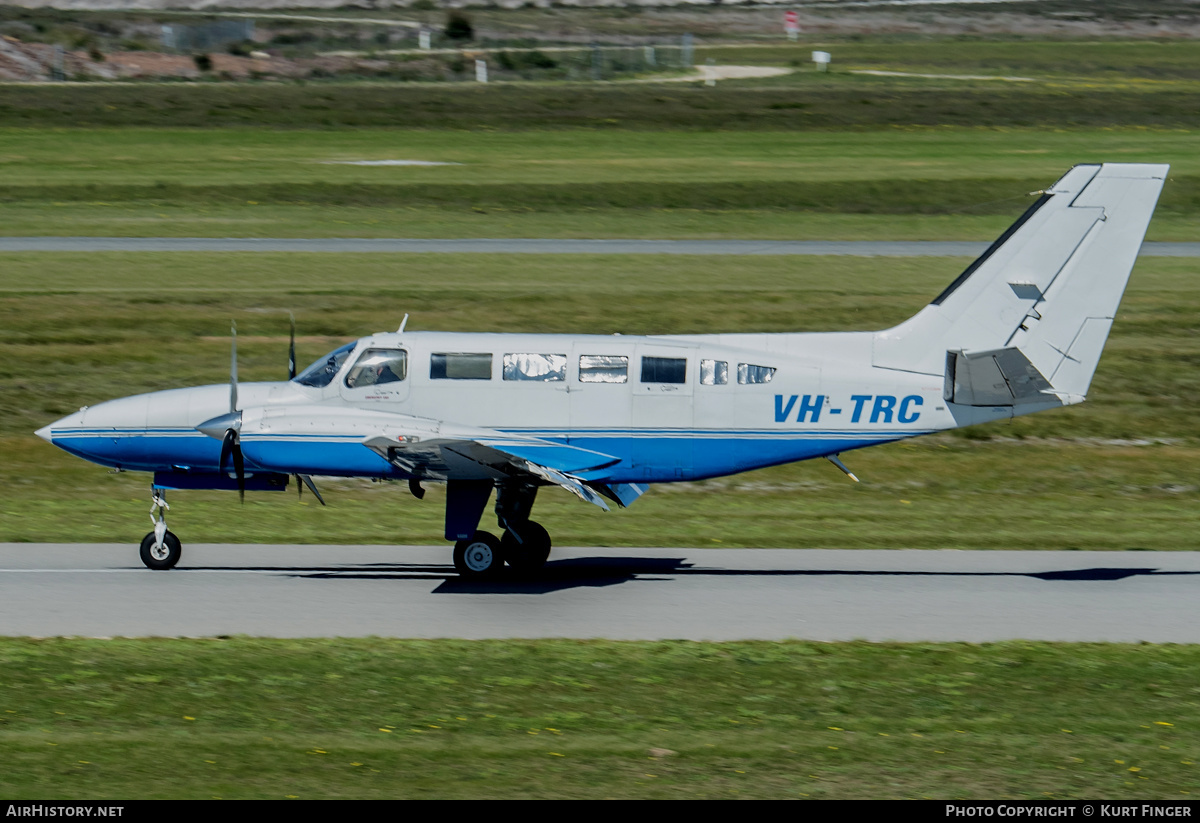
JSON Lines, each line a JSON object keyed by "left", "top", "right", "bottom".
{"left": 36, "top": 164, "right": 1167, "bottom": 578}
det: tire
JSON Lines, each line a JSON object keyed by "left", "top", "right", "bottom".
{"left": 453, "top": 531, "right": 504, "bottom": 579}
{"left": 501, "top": 520, "right": 552, "bottom": 574}
{"left": 139, "top": 531, "right": 181, "bottom": 570}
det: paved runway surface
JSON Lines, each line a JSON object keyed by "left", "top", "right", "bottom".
{"left": 2, "top": 544, "right": 1197, "bottom": 642}
{"left": 1, "top": 237, "right": 1198, "bottom": 256}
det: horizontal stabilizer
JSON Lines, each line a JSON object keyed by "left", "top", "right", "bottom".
{"left": 944, "top": 347, "right": 1057, "bottom": 407}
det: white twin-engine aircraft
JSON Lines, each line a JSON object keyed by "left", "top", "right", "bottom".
{"left": 37, "top": 164, "right": 1167, "bottom": 577}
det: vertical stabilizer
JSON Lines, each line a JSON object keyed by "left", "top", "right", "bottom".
{"left": 873, "top": 163, "right": 1168, "bottom": 404}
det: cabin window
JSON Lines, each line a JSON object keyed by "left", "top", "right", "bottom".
{"left": 503, "top": 353, "right": 567, "bottom": 382}
{"left": 579, "top": 354, "right": 628, "bottom": 384}
{"left": 737, "top": 363, "right": 776, "bottom": 385}
{"left": 700, "top": 359, "right": 728, "bottom": 386}
{"left": 430, "top": 352, "right": 492, "bottom": 380}
{"left": 293, "top": 341, "right": 356, "bottom": 388}
{"left": 345, "top": 349, "right": 408, "bottom": 389}
{"left": 641, "top": 356, "right": 686, "bottom": 384}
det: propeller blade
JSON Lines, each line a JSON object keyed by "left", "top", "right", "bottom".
{"left": 219, "top": 428, "right": 235, "bottom": 473}
{"left": 230, "top": 320, "right": 239, "bottom": 413}
{"left": 288, "top": 311, "right": 296, "bottom": 380}
{"left": 299, "top": 474, "right": 326, "bottom": 507}
{"left": 219, "top": 427, "right": 246, "bottom": 503}
{"left": 232, "top": 436, "right": 245, "bottom": 503}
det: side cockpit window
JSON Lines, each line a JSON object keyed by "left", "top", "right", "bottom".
{"left": 293, "top": 342, "right": 356, "bottom": 388}
{"left": 345, "top": 349, "right": 408, "bottom": 389}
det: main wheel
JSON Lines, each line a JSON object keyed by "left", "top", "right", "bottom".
{"left": 453, "top": 531, "right": 504, "bottom": 579}
{"left": 501, "top": 520, "right": 552, "bottom": 574}
{"left": 139, "top": 531, "right": 181, "bottom": 570}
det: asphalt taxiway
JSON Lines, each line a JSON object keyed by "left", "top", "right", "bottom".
{"left": 1, "top": 544, "right": 1196, "bottom": 642}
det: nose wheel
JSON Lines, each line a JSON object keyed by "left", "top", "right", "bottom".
{"left": 140, "top": 530, "right": 181, "bottom": 570}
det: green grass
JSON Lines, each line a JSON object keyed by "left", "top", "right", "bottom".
{"left": 0, "top": 126, "right": 1197, "bottom": 240}
{"left": 4, "top": 127, "right": 1199, "bottom": 186}
{"left": 0, "top": 203, "right": 1042, "bottom": 241}
{"left": 1, "top": 638, "right": 1197, "bottom": 799}
{"left": 5, "top": 76, "right": 1200, "bottom": 130}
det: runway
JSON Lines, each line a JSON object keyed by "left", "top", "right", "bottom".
{"left": 1, "top": 237, "right": 1198, "bottom": 256}
{"left": 2, "top": 544, "right": 1197, "bottom": 642}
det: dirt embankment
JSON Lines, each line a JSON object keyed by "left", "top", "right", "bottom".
{"left": 0, "top": 35, "right": 441, "bottom": 80}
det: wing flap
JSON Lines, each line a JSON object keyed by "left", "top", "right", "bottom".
{"left": 363, "top": 432, "right": 621, "bottom": 510}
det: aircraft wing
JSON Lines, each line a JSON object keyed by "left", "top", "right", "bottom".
{"left": 231, "top": 404, "right": 632, "bottom": 510}
{"left": 362, "top": 434, "right": 621, "bottom": 510}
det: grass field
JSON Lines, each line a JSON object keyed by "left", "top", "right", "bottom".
{"left": 1, "top": 127, "right": 1198, "bottom": 240}
{"left": 1, "top": 638, "right": 1197, "bottom": 799}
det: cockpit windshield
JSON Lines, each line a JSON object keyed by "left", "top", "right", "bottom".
{"left": 293, "top": 342, "right": 356, "bottom": 388}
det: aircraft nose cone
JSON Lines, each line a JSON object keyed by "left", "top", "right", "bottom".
{"left": 35, "top": 409, "right": 86, "bottom": 443}
{"left": 197, "top": 411, "right": 242, "bottom": 440}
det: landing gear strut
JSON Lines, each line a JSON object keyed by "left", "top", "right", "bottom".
{"left": 442, "top": 480, "right": 555, "bottom": 579}
{"left": 496, "top": 482, "right": 552, "bottom": 575}
{"left": 140, "top": 488, "right": 181, "bottom": 570}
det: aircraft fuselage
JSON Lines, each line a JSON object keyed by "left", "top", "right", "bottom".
{"left": 39, "top": 329, "right": 1008, "bottom": 485}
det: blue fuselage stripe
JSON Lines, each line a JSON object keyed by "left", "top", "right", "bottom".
{"left": 47, "top": 427, "right": 932, "bottom": 482}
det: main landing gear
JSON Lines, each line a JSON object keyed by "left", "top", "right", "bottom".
{"left": 140, "top": 488, "right": 181, "bottom": 570}
{"left": 452, "top": 521, "right": 552, "bottom": 580}
{"left": 449, "top": 482, "right": 553, "bottom": 580}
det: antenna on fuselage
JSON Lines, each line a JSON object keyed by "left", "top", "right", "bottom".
{"left": 398, "top": 314, "right": 409, "bottom": 334}
{"left": 825, "top": 454, "right": 859, "bottom": 483}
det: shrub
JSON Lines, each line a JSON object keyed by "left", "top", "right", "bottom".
{"left": 444, "top": 11, "right": 473, "bottom": 41}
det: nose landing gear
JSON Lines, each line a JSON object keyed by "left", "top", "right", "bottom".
{"left": 140, "top": 488, "right": 181, "bottom": 570}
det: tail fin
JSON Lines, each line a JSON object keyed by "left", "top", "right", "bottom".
{"left": 872, "top": 163, "right": 1168, "bottom": 406}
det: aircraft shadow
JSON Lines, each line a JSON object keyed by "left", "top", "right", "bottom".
{"left": 187, "top": 559, "right": 1200, "bottom": 595}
